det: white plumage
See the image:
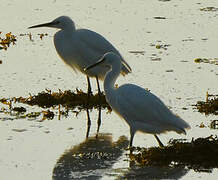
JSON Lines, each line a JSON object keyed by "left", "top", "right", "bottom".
{"left": 29, "top": 16, "right": 131, "bottom": 93}
{"left": 85, "top": 52, "right": 190, "bottom": 147}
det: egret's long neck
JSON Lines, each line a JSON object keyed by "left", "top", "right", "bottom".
{"left": 70, "top": 22, "right": 76, "bottom": 31}
{"left": 63, "top": 22, "right": 76, "bottom": 33}
{"left": 104, "top": 60, "right": 122, "bottom": 98}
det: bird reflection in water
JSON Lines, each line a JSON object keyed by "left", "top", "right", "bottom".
{"left": 85, "top": 104, "right": 102, "bottom": 139}
{"left": 52, "top": 134, "right": 128, "bottom": 180}
{"left": 118, "top": 165, "right": 188, "bottom": 180}
{"left": 52, "top": 133, "right": 189, "bottom": 179}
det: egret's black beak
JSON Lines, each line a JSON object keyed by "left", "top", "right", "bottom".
{"left": 28, "top": 21, "right": 56, "bottom": 29}
{"left": 84, "top": 57, "right": 105, "bottom": 71}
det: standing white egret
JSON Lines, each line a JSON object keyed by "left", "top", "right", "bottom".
{"left": 85, "top": 52, "right": 190, "bottom": 147}
{"left": 28, "top": 16, "right": 131, "bottom": 94}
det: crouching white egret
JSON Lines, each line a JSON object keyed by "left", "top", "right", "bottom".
{"left": 28, "top": 16, "right": 131, "bottom": 94}
{"left": 85, "top": 52, "right": 190, "bottom": 147}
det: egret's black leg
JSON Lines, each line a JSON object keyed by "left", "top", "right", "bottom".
{"left": 96, "top": 76, "right": 101, "bottom": 95}
{"left": 129, "top": 128, "right": 136, "bottom": 148}
{"left": 87, "top": 76, "right": 92, "bottom": 95}
{"left": 129, "top": 130, "right": 136, "bottom": 154}
{"left": 154, "top": 134, "right": 164, "bottom": 147}
{"left": 95, "top": 76, "right": 102, "bottom": 138}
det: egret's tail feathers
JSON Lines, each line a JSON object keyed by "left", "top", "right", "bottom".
{"left": 174, "top": 118, "right": 191, "bottom": 135}
{"left": 176, "top": 128, "right": 187, "bottom": 135}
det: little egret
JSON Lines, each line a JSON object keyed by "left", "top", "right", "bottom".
{"left": 28, "top": 16, "right": 131, "bottom": 94}
{"left": 85, "top": 52, "right": 190, "bottom": 147}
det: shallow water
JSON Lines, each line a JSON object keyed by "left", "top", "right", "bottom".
{"left": 0, "top": 0, "right": 218, "bottom": 179}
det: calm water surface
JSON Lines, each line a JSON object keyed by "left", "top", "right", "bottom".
{"left": 0, "top": 0, "right": 217, "bottom": 179}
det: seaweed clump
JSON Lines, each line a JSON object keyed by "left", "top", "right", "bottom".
{"left": 14, "top": 89, "right": 110, "bottom": 110}
{"left": 0, "top": 32, "right": 16, "bottom": 50}
{"left": 200, "top": 7, "right": 218, "bottom": 12}
{"left": 195, "top": 93, "right": 218, "bottom": 115}
{"left": 129, "top": 136, "right": 218, "bottom": 171}
{"left": 194, "top": 58, "right": 218, "bottom": 65}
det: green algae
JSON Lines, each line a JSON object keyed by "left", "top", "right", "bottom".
{"left": 129, "top": 136, "right": 218, "bottom": 171}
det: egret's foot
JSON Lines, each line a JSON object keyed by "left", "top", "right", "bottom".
{"left": 95, "top": 133, "right": 98, "bottom": 139}
{"left": 126, "top": 146, "right": 135, "bottom": 154}
{"left": 87, "top": 89, "right": 93, "bottom": 97}
{"left": 86, "top": 76, "right": 93, "bottom": 97}
{"left": 158, "top": 141, "right": 164, "bottom": 148}
{"left": 97, "top": 91, "right": 104, "bottom": 97}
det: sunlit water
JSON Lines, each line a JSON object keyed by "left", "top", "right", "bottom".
{"left": 0, "top": 0, "right": 218, "bottom": 179}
